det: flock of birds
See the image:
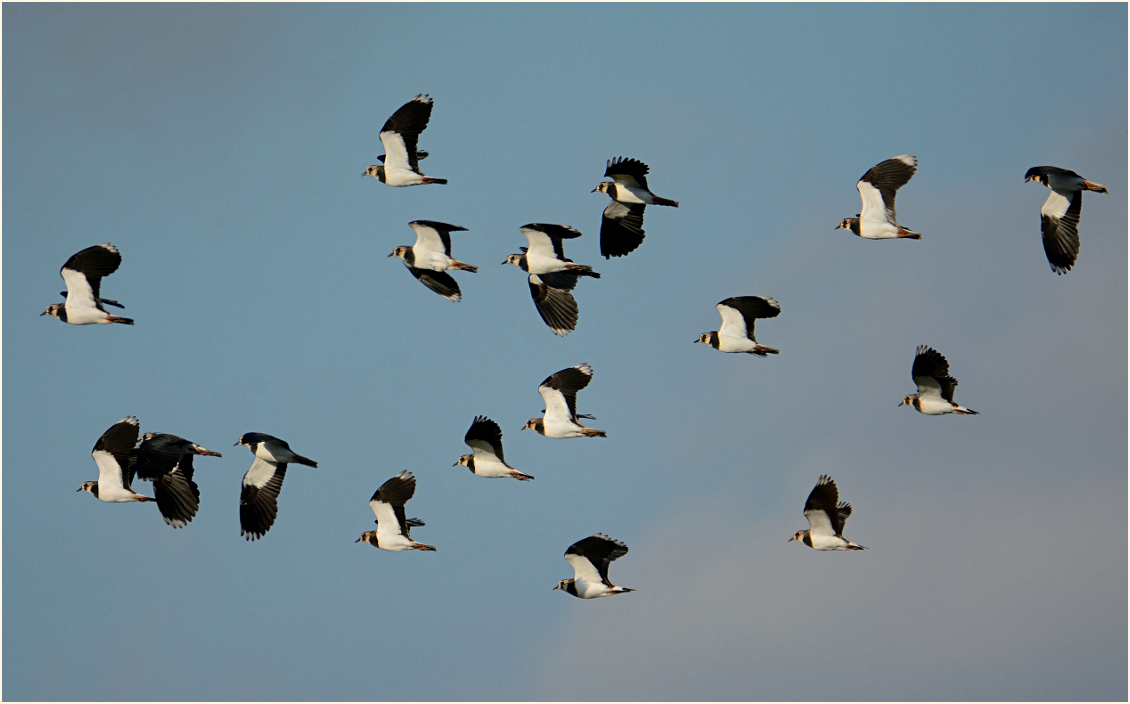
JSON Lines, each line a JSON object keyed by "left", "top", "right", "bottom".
{"left": 48, "top": 94, "right": 1108, "bottom": 598}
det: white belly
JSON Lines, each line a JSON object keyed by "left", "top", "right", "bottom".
{"left": 382, "top": 166, "right": 425, "bottom": 187}
{"left": 917, "top": 396, "right": 956, "bottom": 415}
{"left": 411, "top": 249, "right": 451, "bottom": 272}
{"left": 541, "top": 417, "right": 584, "bottom": 438}
{"left": 717, "top": 333, "right": 757, "bottom": 353}
{"left": 65, "top": 304, "right": 109, "bottom": 325}
{"left": 858, "top": 220, "right": 900, "bottom": 239}
{"left": 809, "top": 534, "right": 851, "bottom": 550}
{"left": 614, "top": 185, "right": 651, "bottom": 205}
{"left": 97, "top": 484, "right": 140, "bottom": 502}
{"left": 472, "top": 456, "right": 512, "bottom": 478}
{"left": 574, "top": 580, "right": 613, "bottom": 598}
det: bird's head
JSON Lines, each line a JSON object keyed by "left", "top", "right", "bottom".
{"left": 42, "top": 304, "right": 63, "bottom": 319}
{"left": 389, "top": 246, "right": 409, "bottom": 260}
{"left": 78, "top": 481, "right": 98, "bottom": 497}
{"left": 364, "top": 165, "right": 383, "bottom": 178}
{"left": 694, "top": 332, "right": 710, "bottom": 345}
{"left": 234, "top": 435, "right": 256, "bottom": 451}
{"left": 454, "top": 454, "right": 473, "bottom": 470}
{"left": 553, "top": 579, "right": 573, "bottom": 591}
{"left": 503, "top": 254, "right": 525, "bottom": 267}
{"left": 592, "top": 181, "right": 612, "bottom": 195}
{"left": 356, "top": 531, "right": 376, "bottom": 545}
{"left": 789, "top": 530, "right": 809, "bottom": 543}
{"left": 898, "top": 395, "right": 915, "bottom": 408}
{"left": 522, "top": 419, "right": 542, "bottom": 433}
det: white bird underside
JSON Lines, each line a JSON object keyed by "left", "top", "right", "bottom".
{"left": 520, "top": 226, "right": 578, "bottom": 274}
{"left": 91, "top": 449, "right": 137, "bottom": 502}
{"left": 565, "top": 553, "right": 617, "bottom": 598}
{"left": 60, "top": 267, "right": 109, "bottom": 324}
{"left": 803, "top": 509, "right": 853, "bottom": 550}
{"left": 369, "top": 499, "right": 414, "bottom": 551}
{"left": 857, "top": 180, "right": 900, "bottom": 238}
{"left": 467, "top": 440, "right": 512, "bottom": 478}
{"left": 717, "top": 303, "right": 760, "bottom": 352}
{"left": 538, "top": 384, "right": 585, "bottom": 437}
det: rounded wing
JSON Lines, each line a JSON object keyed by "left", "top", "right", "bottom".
{"left": 61, "top": 243, "right": 122, "bottom": 311}
{"left": 409, "top": 220, "right": 467, "bottom": 257}
{"left": 858, "top": 154, "right": 917, "bottom": 226}
{"left": 604, "top": 156, "right": 651, "bottom": 191}
{"left": 529, "top": 274, "right": 578, "bottom": 337}
{"left": 1040, "top": 190, "right": 1082, "bottom": 275}
{"left": 378, "top": 94, "right": 433, "bottom": 174}
{"left": 240, "top": 458, "right": 287, "bottom": 541}
{"left": 565, "top": 534, "right": 629, "bottom": 586}
{"left": 911, "top": 346, "right": 958, "bottom": 403}
{"left": 600, "top": 201, "right": 647, "bottom": 259}
{"left": 464, "top": 416, "right": 506, "bottom": 464}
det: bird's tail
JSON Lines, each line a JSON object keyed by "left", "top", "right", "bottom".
{"left": 412, "top": 542, "right": 437, "bottom": 551}
{"left": 897, "top": 227, "right": 922, "bottom": 239}
{"left": 451, "top": 260, "right": 478, "bottom": 273}
{"left": 749, "top": 345, "right": 779, "bottom": 356}
{"left": 652, "top": 196, "right": 679, "bottom": 207}
{"left": 565, "top": 263, "right": 599, "bottom": 277}
{"left": 422, "top": 177, "right": 448, "bottom": 185}
{"left": 292, "top": 455, "right": 319, "bottom": 468}
{"left": 954, "top": 406, "right": 979, "bottom": 415}
{"left": 107, "top": 315, "right": 135, "bottom": 325}
{"left": 581, "top": 428, "right": 607, "bottom": 438}
{"left": 509, "top": 470, "right": 535, "bottom": 481}
{"left": 1084, "top": 181, "right": 1108, "bottom": 193}
{"left": 133, "top": 494, "right": 155, "bottom": 502}
{"left": 845, "top": 543, "right": 867, "bottom": 550}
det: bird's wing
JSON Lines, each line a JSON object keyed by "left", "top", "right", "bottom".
{"left": 529, "top": 275, "right": 578, "bottom": 337}
{"left": 537, "top": 271, "right": 581, "bottom": 291}
{"left": 61, "top": 244, "right": 122, "bottom": 311}
{"left": 539, "top": 364, "right": 593, "bottom": 423}
{"left": 465, "top": 416, "right": 506, "bottom": 464}
{"left": 92, "top": 416, "right": 140, "bottom": 492}
{"left": 408, "top": 266, "right": 461, "bottom": 301}
{"left": 567, "top": 534, "right": 628, "bottom": 586}
{"left": 718, "top": 296, "right": 779, "bottom": 339}
{"left": 239, "top": 459, "right": 287, "bottom": 540}
{"left": 153, "top": 466, "right": 201, "bottom": 528}
{"left": 370, "top": 471, "right": 417, "bottom": 539}
{"left": 1040, "top": 190, "right": 1082, "bottom": 275}
{"left": 521, "top": 224, "right": 581, "bottom": 261}
{"left": 410, "top": 220, "right": 467, "bottom": 257}
{"left": 378, "top": 94, "right": 433, "bottom": 173}
{"left": 911, "top": 346, "right": 957, "bottom": 402}
{"left": 858, "top": 154, "right": 917, "bottom": 225}
{"left": 600, "top": 201, "right": 647, "bottom": 259}
{"left": 604, "top": 157, "right": 650, "bottom": 191}
{"left": 803, "top": 475, "right": 843, "bottom": 537}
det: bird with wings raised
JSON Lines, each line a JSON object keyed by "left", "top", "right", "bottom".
{"left": 42, "top": 243, "right": 134, "bottom": 325}
{"left": 455, "top": 416, "right": 534, "bottom": 481}
{"left": 78, "top": 416, "right": 153, "bottom": 505}
{"left": 554, "top": 534, "right": 635, "bottom": 599}
{"left": 389, "top": 220, "right": 477, "bottom": 301}
{"left": 524, "top": 363, "right": 606, "bottom": 438}
{"left": 837, "top": 154, "right": 921, "bottom": 240}
{"left": 790, "top": 475, "right": 866, "bottom": 551}
{"left": 696, "top": 296, "right": 781, "bottom": 356}
{"left": 593, "top": 157, "right": 679, "bottom": 259}
{"left": 364, "top": 94, "right": 447, "bottom": 187}
{"left": 357, "top": 471, "right": 436, "bottom": 552}
{"left": 899, "top": 346, "right": 978, "bottom": 415}
{"left": 131, "top": 432, "right": 222, "bottom": 528}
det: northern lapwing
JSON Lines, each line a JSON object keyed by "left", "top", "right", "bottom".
{"left": 78, "top": 416, "right": 153, "bottom": 504}
{"left": 593, "top": 157, "right": 678, "bottom": 258}
{"left": 696, "top": 296, "right": 780, "bottom": 355}
{"left": 131, "top": 433, "right": 222, "bottom": 528}
{"left": 504, "top": 224, "right": 600, "bottom": 278}
{"left": 389, "top": 220, "right": 477, "bottom": 301}
{"left": 790, "top": 475, "right": 867, "bottom": 551}
{"left": 554, "top": 534, "right": 635, "bottom": 598}
{"left": 900, "top": 346, "right": 979, "bottom": 415}
{"left": 523, "top": 363, "right": 606, "bottom": 438}
{"left": 504, "top": 253, "right": 590, "bottom": 337}
{"left": 455, "top": 415, "right": 533, "bottom": 481}
{"left": 235, "top": 433, "right": 318, "bottom": 541}
{"left": 837, "top": 154, "right": 921, "bottom": 239}
{"left": 42, "top": 243, "right": 134, "bottom": 325}
{"left": 364, "top": 94, "right": 447, "bottom": 186}
{"left": 356, "top": 471, "right": 436, "bottom": 551}
{"left": 1024, "top": 166, "right": 1108, "bottom": 274}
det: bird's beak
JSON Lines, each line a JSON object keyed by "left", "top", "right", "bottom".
{"left": 361, "top": 171, "right": 367, "bottom": 177}
{"left": 693, "top": 337, "right": 699, "bottom": 343}
{"left": 520, "top": 425, "right": 527, "bottom": 431}
{"left": 40, "top": 311, "right": 47, "bottom": 316}
{"left": 387, "top": 252, "right": 395, "bottom": 258}
{"left": 552, "top": 584, "right": 561, "bottom": 590}
{"left": 76, "top": 487, "right": 82, "bottom": 492}
{"left": 591, "top": 186, "right": 599, "bottom": 193}
{"left": 788, "top": 536, "right": 795, "bottom": 542}
{"left": 355, "top": 537, "right": 362, "bottom": 543}
{"left": 897, "top": 400, "right": 906, "bottom": 407}
{"left": 452, "top": 461, "right": 459, "bottom": 467}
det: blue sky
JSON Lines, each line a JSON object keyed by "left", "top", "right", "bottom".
{"left": 3, "top": 4, "right": 1126, "bottom": 701}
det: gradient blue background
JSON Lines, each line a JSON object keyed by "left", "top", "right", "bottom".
{"left": 4, "top": 4, "right": 1126, "bottom": 701}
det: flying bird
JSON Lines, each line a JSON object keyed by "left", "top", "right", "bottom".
{"left": 837, "top": 154, "right": 921, "bottom": 239}
{"left": 131, "top": 432, "right": 222, "bottom": 528}
{"left": 790, "top": 475, "right": 867, "bottom": 550}
{"left": 1024, "top": 166, "right": 1108, "bottom": 274}
{"left": 42, "top": 243, "right": 134, "bottom": 325}
{"left": 504, "top": 224, "right": 600, "bottom": 278}
{"left": 899, "top": 346, "right": 979, "bottom": 415}
{"left": 455, "top": 415, "right": 533, "bottom": 481}
{"left": 235, "top": 433, "right": 318, "bottom": 541}
{"left": 695, "top": 296, "right": 780, "bottom": 355}
{"left": 363, "top": 94, "right": 447, "bottom": 186}
{"left": 389, "top": 220, "right": 477, "bottom": 301}
{"left": 592, "top": 157, "right": 679, "bottom": 259}
{"left": 524, "top": 363, "right": 606, "bottom": 438}
{"left": 554, "top": 534, "right": 635, "bottom": 598}
{"left": 78, "top": 416, "right": 153, "bottom": 505}
{"left": 356, "top": 471, "right": 436, "bottom": 551}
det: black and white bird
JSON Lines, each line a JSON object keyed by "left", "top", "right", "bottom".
{"left": 389, "top": 220, "right": 477, "bottom": 301}
{"left": 504, "top": 224, "right": 600, "bottom": 278}
{"left": 695, "top": 296, "right": 780, "bottom": 355}
{"left": 554, "top": 534, "right": 635, "bottom": 598}
{"left": 78, "top": 416, "right": 153, "bottom": 504}
{"left": 235, "top": 433, "right": 318, "bottom": 541}
{"left": 42, "top": 243, "right": 134, "bottom": 325}
{"left": 593, "top": 157, "right": 679, "bottom": 258}
{"left": 1024, "top": 166, "right": 1108, "bottom": 274}
{"left": 363, "top": 94, "right": 447, "bottom": 187}
{"left": 356, "top": 471, "right": 436, "bottom": 551}
{"left": 131, "top": 433, "right": 223, "bottom": 528}
{"left": 455, "top": 416, "right": 534, "bottom": 481}
{"left": 523, "top": 363, "right": 606, "bottom": 438}
{"left": 504, "top": 253, "right": 592, "bottom": 337}
{"left": 899, "top": 346, "right": 979, "bottom": 416}
{"left": 837, "top": 154, "right": 921, "bottom": 240}
{"left": 789, "top": 475, "right": 867, "bottom": 551}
